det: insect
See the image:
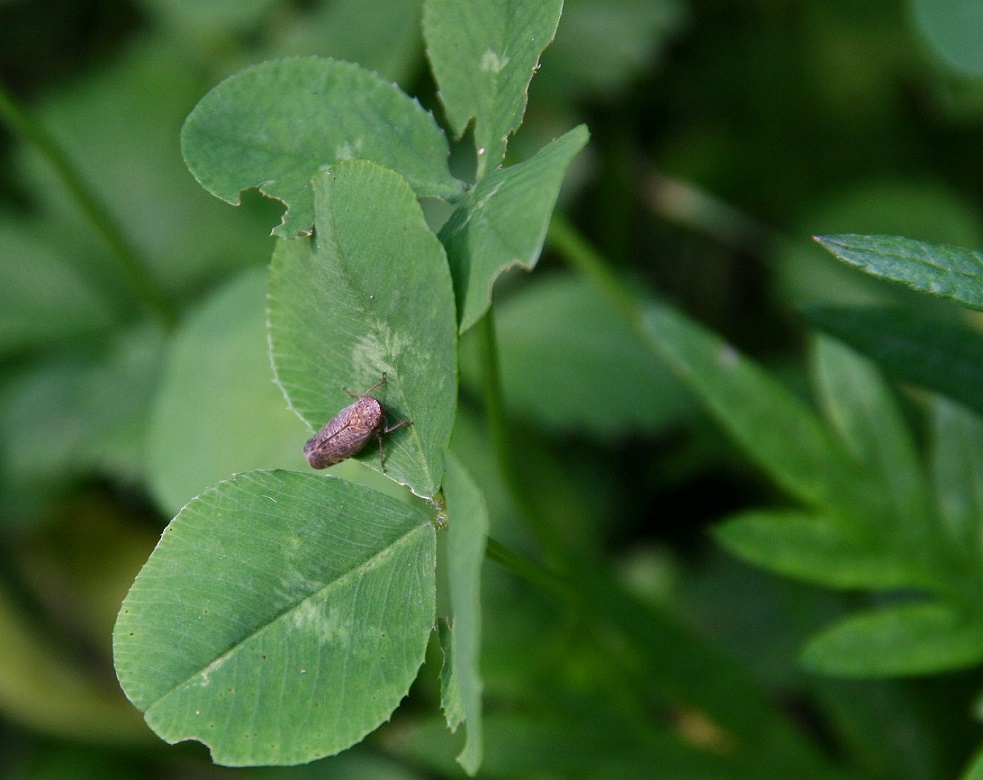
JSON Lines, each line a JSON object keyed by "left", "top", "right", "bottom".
{"left": 303, "top": 373, "right": 410, "bottom": 471}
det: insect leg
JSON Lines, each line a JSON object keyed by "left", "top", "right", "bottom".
{"left": 383, "top": 417, "right": 411, "bottom": 433}
{"left": 375, "top": 414, "right": 412, "bottom": 471}
{"left": 344, "top": 372, "right": 388, "bottom": 399}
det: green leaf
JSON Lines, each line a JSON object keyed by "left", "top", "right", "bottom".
{"left": 930, "top": 397, "right": 983, "bottom": 551}
{"left": 802, "top": 602, "right": 983, "bottom": 677}
{"left": 777, "top": 182, "right": 983, "bottom": 310}
{"left": 268, "top": 161, "right": 457, "bottom": 498}
{"left": 440, "top": 126, "right": 588, "bottom": 331}
{"left": 461, "top": 273, "right": 693, "bottom": 438}
{"left": 804, "top": 305, "right": 983, "bottom": 417}
{"left": 641, "top": 302, "right": 859, "bottom": 513}
{"left": 811, "top": 335, "right": 931, "bottom": 533}
{"left": 146, "top": 268, "right": 306, "bottom": 515}
{"left": 908, "top": 0, "right": 983, "bottom": 77}
{"left": 181, "top": 57, "right": 462, "bottom": 237}
{"left": 963, "top": 748, "right": 983, "bottom": 780}
{"left": 814, "top": 234, "right": 983, "bottom": 312}
{"left": 422, "top": 0, "right": 564, "bottom": 177}
{"left": 113, "top": 470, "right": 437, "bottom": 766}
{"left": 440, "top": 453, "right": 488, "bottom": 775}
{"left": 268, "top": 0, "right": 424, "bottom": 86}
{"left": 813, "top": 677, "right": 952, "bottom": 780}
{"left": 714, "top": 511, "right": 931, "bottom": 591}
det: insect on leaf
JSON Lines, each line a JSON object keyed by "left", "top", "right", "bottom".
{"left": 268, "top": 161, "right": 457, "bottom": 498}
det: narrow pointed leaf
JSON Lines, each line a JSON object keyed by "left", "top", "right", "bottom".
{"left": 642, "top": 302, "right": 861, "bottom": 513}
{"left": 931, "top": 397, "right": 983, "bottom": 550}
{"left": 440, "top": 452, "right": 488, "bottom": 775}
{"left": 423, "top": 0, "right": 564, "bottom": 176}
{"left": 440, "top": 126, "right": 588, "bottom": 331}
{"left": 268, "top": 160, "right": 457, "bottom": 497}
{"left": 802, "top": 602, "right": 983, "bottom": 677}
{"left": 714, "top": 511, "right": 932, "bottom": 591}
{"left": 811, "top": 336, "right": 931, "bottom": 533}
{"left": 113, "top": 470, "right": 437, "bottom": 766}
{"left": 814, "top": 234, "right": 983, "bottom": 311}
{"left": 182, "top": 57, "right": 462, "bottom": 237}
{"left": 804, "top": 305, "right": 983, "bottom": 417}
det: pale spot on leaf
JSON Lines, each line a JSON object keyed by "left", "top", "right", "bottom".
{"left": 480, "top": 50, "right": 509, "bottom": 74}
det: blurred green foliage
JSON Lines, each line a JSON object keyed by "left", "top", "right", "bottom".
{"left": 2, "top": 0, "right": 983, "bottom": 778}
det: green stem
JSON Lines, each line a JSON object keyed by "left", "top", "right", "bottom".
{"left": 639, "top": 165, "right": 777, "bottom": 253}
{"left": 475, "top": 306, "right": 674, "bottom": 724}
{"left": 548, "top": 214, "right": 642, "bottom": 326}
{"left": 0, "top": 81, "right": 177, "bottom": 328}
{"left": 544, "top": 214, "right": 839, "bottom": 775}
{"left": 485, "top": 537, "right": 571, "bottom": 601}
{"left": 474, "top": 308, "right": 567, "bottom": 563}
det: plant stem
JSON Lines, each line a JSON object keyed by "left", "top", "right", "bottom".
{"left": 544, "top": 215, "right": 840, "bottom": 775}
{"left": 485, "top": 537, "right": 571, "bottom": 601}
{"left": 0, "top": 81, "right": 177, "bottom": 328}
{"left": 474, "top": 308, "right": 568, "bottom": 563}
{"left": 548, "top": 213, "right": 642, "bottom": 327}
{"left": 639, "top": 164, "right": 777, "bottom": 253}
{"left": 475, "top": 303, "right": 691, "bottom": 726}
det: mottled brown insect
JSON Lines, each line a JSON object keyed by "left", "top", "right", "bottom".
{"left": 303, "top": 374, "right": 410, "bottom": 471}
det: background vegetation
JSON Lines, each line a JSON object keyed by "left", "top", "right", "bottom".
{"left": 2, "top": 0, "right": 983, "bottom": 777}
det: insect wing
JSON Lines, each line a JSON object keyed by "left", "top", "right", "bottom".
{"left": 304, "top": 421, "right": 366, "bottom": 467}
{"left": 304, "top": 398, "right": 382, "bottom": 469}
